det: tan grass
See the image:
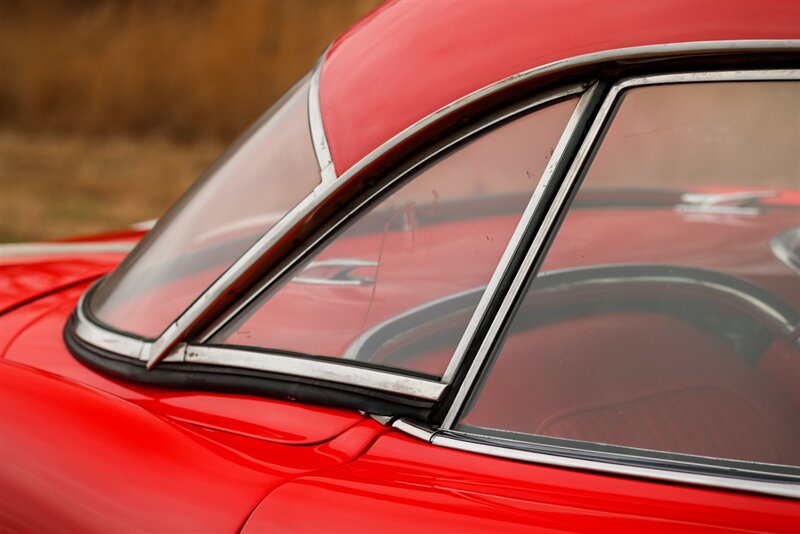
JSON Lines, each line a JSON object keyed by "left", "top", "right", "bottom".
{"left": 0, "top": 0, "right": 379, "bottom": 242}
{"left": 0, "top": 0, "right": 380, "bottom": 141}
{"left": 0, "top": 131, "right": 225, "bottom": 241}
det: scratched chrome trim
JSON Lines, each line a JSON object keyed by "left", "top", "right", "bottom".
{"left": 441, "top": 67, "right": 800, "bottom": 429}
{"left": 392, "top": 418, "right": 436, "bottom": 442}
{"left": 432, "top": 434, "right": 800, "bottom": 500}
{"left": 309, "top": 48, "right": 337, "bottom": 183}
{"left": 0, "top": 241, "right": 135, "bottom": 258}
{"left": 179, "top": 345, "right": 447, "bottom": 400}
{"left": 89, "top": 41, "right": 791, "bottom": 369}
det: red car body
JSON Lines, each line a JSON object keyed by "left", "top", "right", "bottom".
{"left": 1, "top": 1, "right": 799, "bottom": 531}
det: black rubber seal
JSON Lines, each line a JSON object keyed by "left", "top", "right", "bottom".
{"left": 64, "top": 313, "right": 433, "bottom": 419}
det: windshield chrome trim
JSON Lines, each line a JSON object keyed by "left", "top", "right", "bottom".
{"left": 431, "top": 433, "right": 800, "bottom": 500}
{"left": 442, "top": 67, "right": 800, "bottom": 429}
{"left": 179, "top": 345, "right": 447, "bottom": 399}
{"left": 0, "top": 241, "right": 135, "bottom": 258}
{"left": 309, "top": 47, "right": 337, "bottom": 183}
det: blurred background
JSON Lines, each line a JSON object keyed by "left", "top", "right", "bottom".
{"left": 0, "top": 0, "right": 379, "bottom": 242}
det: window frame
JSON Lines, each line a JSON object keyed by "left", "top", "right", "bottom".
{"left": 428, "top": 68, "right": 800, "bottom": 499}
{"left": 70, "top": 81, "right": 589, "bottom": 403}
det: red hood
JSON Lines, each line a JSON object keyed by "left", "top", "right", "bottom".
{"left": 0, "top": 235, "right": 141, "bottom": 314}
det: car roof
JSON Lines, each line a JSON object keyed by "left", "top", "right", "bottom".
{"left": 320, "top": 0, "right": 800, "bottom": 174}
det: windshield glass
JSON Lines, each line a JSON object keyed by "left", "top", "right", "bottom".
{"left": 90, "top": 77, "right": 320, "bottom": 339}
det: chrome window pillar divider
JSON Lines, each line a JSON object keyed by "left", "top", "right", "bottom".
{"left": 440, "top": 82, "right": 601, "bottom": 384}
{"left": 439, "top": 81, "right": 609, "bottom": 427}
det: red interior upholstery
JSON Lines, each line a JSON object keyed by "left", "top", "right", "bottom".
{"left": 463, "top": 312, "right": 800, "bottom": 466}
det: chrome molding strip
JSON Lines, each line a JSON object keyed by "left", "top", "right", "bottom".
{"left": 440, "top": 84, "right": 599, "bottom": 383}
{"left": 392, "top": 418, "right": 436, "bottom": 442}
{"left": 432, "top": 434, "right": 800, "bottom": 500}
{"left": 73, "top": 284, "right": 443, "bottom": 399}
{"left": 441, "top": 67, "right": 800, "bottom": 429}
{"left": 0, "top": 241, "right": 135, "bottom": 258}
{"left": 180, "top": 345, "right": 447, "bottom": 400}
{"left": 309, "top": 48, "right": 337, "bottom": 183}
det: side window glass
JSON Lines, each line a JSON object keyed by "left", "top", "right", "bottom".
{"left": 211, "top": 98, "right": 579, "bottom": 377}
{"left": 459, "top": 81, "right": 800, "bottom": 470}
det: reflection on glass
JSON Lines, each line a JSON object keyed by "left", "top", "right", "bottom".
{"left": 91, "top": 77, "right": 321, "bottom": 338}
{"left": 459, "top": 81, "right": 800, "bottom": 469}
{"left": 214, "top": 99, "right": 579, "bottom": 377}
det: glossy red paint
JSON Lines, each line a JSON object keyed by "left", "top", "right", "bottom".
{"left": 3, "top": 1, "right": 799, "bottom": 531}
{"left": 2, "top": 284, "right": 366, "bottom": 445}
{"left": 0, "top": 252, "right": 127, "bottom": 313}
{"left": 321, "top": 0, "right": 800, "bottom": 173}
{"left": 0, "top": 355, "right": 386, "bottom": 531}
{"left": 243, "top": 432, "right": 799, "bottom": 533}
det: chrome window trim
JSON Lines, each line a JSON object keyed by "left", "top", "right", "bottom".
{"left": 196, "top": 84, "right": 586, "bottom": 345}
{"left": 440, "top": 84, "right": 600, "bottom": 383}
{"left": 1, "top": 241, "right": 135, "bottom": 258}
{"left": 72, "top": 42, "right": 798, "bottom": 402}
{"left": 74, "top": 285, "right": 445, "bottom": 399}
{"left": 431, "top": 434, "right": 800, "bottom": 500}
{"left": 309, "top": 47, "right": 337, "bottom": 183}
{"left": 432, "top": 68, "right": 800, "bottom": 499}
{"left": 442, "top": 67, "right": 800, "bottom": 428}
{"left": 141, "top": 40, "right": 799, "bottom": 370}
{"left": 179, "top": 345, "right": 447, "bottom": 399}
{"left": 389, "top": 417, "right": 800, "bottom": 499}
{"left": 72, "top": 83, "right": 586, "bottom": 397}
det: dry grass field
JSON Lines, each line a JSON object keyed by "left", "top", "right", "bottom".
{"left": 0, "top": 0, "right": 379, "bottom": 242}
